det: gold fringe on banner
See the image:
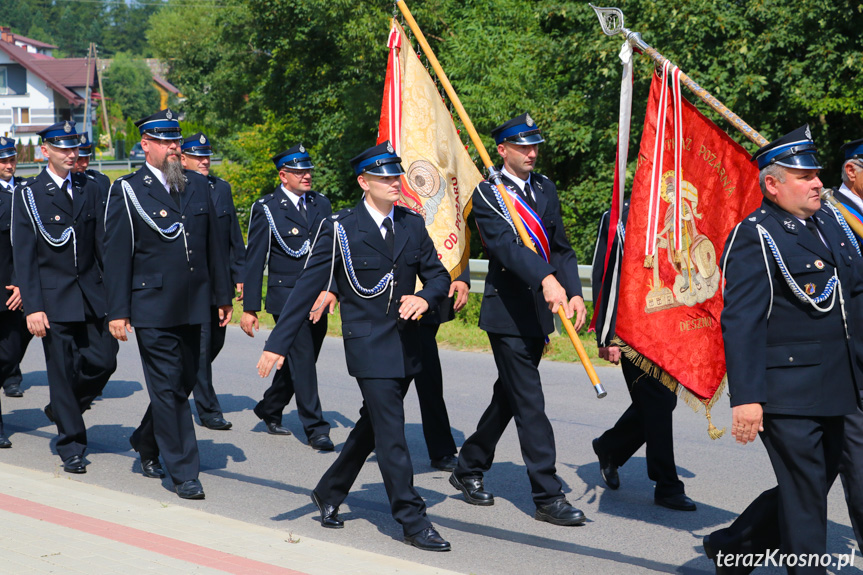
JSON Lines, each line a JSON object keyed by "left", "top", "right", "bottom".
{"left": 612, "top": 336, "right": 727, "bottom": 440}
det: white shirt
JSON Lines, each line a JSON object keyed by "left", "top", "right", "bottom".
{"left": 502, "top": 166, "right": 535, "bottom": 202}
{"left": 0, "top": 176, "right": 13, "bottom": 192}
{"left": 839, "top": 183, "right": 863, "bottom": 216}
{"left": 363, "top": 199, "right": 395, "bottom": 239}
{"left": 146, "top": 162, "right": 170, "bottom": 192}
{"left": 281, "top": 185, "right": 306, "bottom": 209}
{"left": 45, "top": 166, "right": 73, "bottom": 197}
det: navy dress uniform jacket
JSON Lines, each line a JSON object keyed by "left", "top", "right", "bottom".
{"left": 591, "top": 200, "right": 630, "bottom": 347}
{"left": 474, "top": 172, "right": 582, "bottom": 337}
{"left": 102, "top": 166, "right": 232, "bottom": 327}
{"left": 0, "top": 184, "right": 15, "bottom": 311}
{"left": 244, "top": 188, "right": 332, "bottom": 315}
{"left": 264, "top": 202, "right": 450, "bottom": 379}
{"left": 13, "top": 169, "right": 106, "bottom": 321}
{"left": 721, "top": 198, "right": 863, "bottom": 416}
{"left": 206, "top": 174, "right": 246, "bottom": 291}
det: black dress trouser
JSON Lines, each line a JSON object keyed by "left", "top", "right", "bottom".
{"left": 412, "top": 323, "right": 457, "bottom": 460}
{"left": 191, "top": 306, "right": 226, "bottom": 421}
{"left": 454, "top": 333, "right": 564, "bottom": 507}
{"left": 255, "top": 313, "right": 329, "bottom": 440}
{"left": 594, "top": 354, "right": 683, "bottom": 497}
{"left": 315, "top": 376, "right": 430, "bottom": 537}
{"left": 131, "top": 324, "right": 202, "bottom": 484}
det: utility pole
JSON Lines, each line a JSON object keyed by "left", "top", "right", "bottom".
{"left": 83, "top": 42, "right": 94, "bottom": 139}
{"left": 95, "top": 45, "right": 112, "bottom": 151}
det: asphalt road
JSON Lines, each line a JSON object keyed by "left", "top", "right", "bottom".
{"left": 2, "top": 326, "right": 859, "bottom": 574}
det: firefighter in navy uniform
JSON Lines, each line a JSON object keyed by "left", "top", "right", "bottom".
{"left": 703, "top": 126, "right": 863, "bottom": 575}
{"left": 181, "top": 132, "right": 245, "bottom": 431}
{"left": 256, "top": 141, "right": 452, "bottom": 552}
{"left": 12, "top": 122, "right": 117, "bottom": 473}
{"left": 242, "top": 144, "right": 333, "bottom": 450}
{"left": 590, "top": 199, "right": 695, "bottom": 511}
{"left": 0, "top": 136, "right": 29, "bottom": 404}
{"left": 73, "top": 133, "right": 110, "bottom": 202}
{"left": 449, "top": 113, "right": 587, "bottom": 526}
{"left": 0, "top": 137, "right": 31, "bottom": 445}
{"left": 102, "top": 109, "right": 232, "bottom": 500}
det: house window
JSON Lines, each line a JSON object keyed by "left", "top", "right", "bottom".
{"left": 0, "top": 68, "right": 7, "bottom": 95}
{"left": 14, "top": 108, "right": 30, "bottom": 124}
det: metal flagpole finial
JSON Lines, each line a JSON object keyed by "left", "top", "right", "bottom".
{"left": 589, "top": 4, "right": 625, "bottom": 36}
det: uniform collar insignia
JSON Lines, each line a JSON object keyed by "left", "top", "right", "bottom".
{"left": 143, "top": 175, "right": 153, "bottom": 184}
{"left": 782, "top": 218, "right": 797, "bottom": 231}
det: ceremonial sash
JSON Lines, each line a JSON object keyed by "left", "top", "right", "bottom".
{"left": 490, "top": 183, "right": 551, "bottom": 262}
{"left": 836, "top": 199, "right": 863, "bottom": 239}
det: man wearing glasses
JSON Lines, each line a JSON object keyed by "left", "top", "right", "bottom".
{"left": 102, "top": 109, "right": 232, "bottom": 499}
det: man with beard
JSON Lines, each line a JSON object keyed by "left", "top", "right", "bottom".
{"left": 103, "top": 109, "right": 232, "bottom": 499}
{"left": 0, "top": 136, "right": 31, "bottom": 445}
{"left": 13, "top": 122, "right": 117, "bottom": 472}
{"left": 0, "top": 137, "right": 29, "bottom": 404}
{"left": 242, "top": 144, "right": 333, "bottom": 450}
{"left": 181, "top": 132, "right": 245, "bottom": 431}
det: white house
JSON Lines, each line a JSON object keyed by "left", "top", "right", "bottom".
{"left": 0, "top": 27, "right": 96, "bottom": 146}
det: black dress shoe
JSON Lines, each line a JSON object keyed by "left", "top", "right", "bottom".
{"left": 201, "top": 417, "right": 232, "bottom": 430}
{"left": 4, "top": 383, "right": 23, "bottom": 397}
{"left": 535, "top": 498, "right": 586, "bottom": 526}
{"left": 404, "top": 526, "right": 451, "bottom": 552}
{"left": 175, "top": 479, "right": 205, "bottom": 499}
{"left": 430, "top": 454, "right": 458, "bottom": 472}
{"left": 592, "top": 438, "right": 619, "bottom": 490}
{"left": 0, "top": 433, "right": 11, "bottom": 448}
{"left": 44, "top": 404, "right": 55, "bottom": 423}
{"left": 141, "top": 458, "right": 165, "bottom": 478}
{"left": 311, "top": 490, "right": 343, "bottom": 528}
{"left": 655, "top": 492, "right": 697, "bottom": 511}
{"left": 63, "top": 455, "right": 87, "bottom": 474}
{"left": 449, "top": 472, "right": 494, "bottom": 506}
{"left": 264, "top": 421, "right": 291, "bottom": 435}
{"left": 308, "top": 435, "right": 334, "bottom": 451}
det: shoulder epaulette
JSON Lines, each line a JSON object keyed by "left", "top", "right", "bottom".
{"left": 741, "top": 206, "right": 771, "bottom": 227}
{"left": 331, "top": 207, "right": 353, "bottom": 220}
{"left": 395, "top": 204, "right": 422, "bottom": 218}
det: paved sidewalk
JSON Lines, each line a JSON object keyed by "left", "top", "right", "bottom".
{"left": 0, "top": 462, "right": 464, "bottom": 575}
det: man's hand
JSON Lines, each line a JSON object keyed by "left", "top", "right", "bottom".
{"left": 235, "top": 283, "right": 244, "bottom": 302}
{"left": 399, "top": 294, "right": 429, "bottom": 320}
{"left": 568, "top": 295, "right": 587, "bottom": 331}
{"left": 309, "top": 291, "right": 337, "bottom": 323}
{"left": 731, "top": 403, "right": 764, "bottom": 445}
{"left": 241, "top": 311, "right": 259, "bottom": 337}
{"left": 451, "top": 280, "right": 469, "bottom": 312}
{"left": 541, "top": 274, "right": 570, "bottom": 317}
{"left": 27, "top": 311, "right": 50, "bottom": 338}
{"left": 218, "top": 305, "right": 233, "bottom": 327}
{"left": 257, "top": 350, "right": 285, "bottom": 378}
{"left": 109, "top": 318, "right": 133, "bottom": 341}
{"left": 5, "top": 285, "right": 21, "bottom": 311}
{"left": 599, "top": 346, "right": 621, "bottom": 365}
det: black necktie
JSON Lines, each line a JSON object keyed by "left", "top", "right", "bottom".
{"left": 170, "top": 186, "right": 181, "bottom": 209}
{"left": 59, "top": 181, "right": 73, "bottom": 212}
{"left": 523, "top": 180, "right": 537, "bottom": 211}
{"left": 383, "top": 217, "right": 394, "bottom": 255}
{"left": 298, "top": 196, "right": 308, "bottom": 224}
{"left": 806, "top": 218, "right": 827, "bottom": 248}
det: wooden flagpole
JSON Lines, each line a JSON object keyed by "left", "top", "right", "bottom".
{"left": 589, "top": 4, "right": 863, "bottom": 238}
{"left": 395, "top": 0, "right": 605, "bottom": 398}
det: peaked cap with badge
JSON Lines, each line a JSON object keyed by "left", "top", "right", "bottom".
{"left": 271, "top": 143, "right": 314, "bottom": 171}
{"left": 77, "top": 133, "right": 93, "bottom": 157}
{"left": 182, "top": 132, "right": 213, "bottom": 157}
{"left": 751, "top": 124, "right": 822, "bottom": 170}
{"left": 0, "top": 137, "right": 16, "bottom": 159}
{"left": 491, "top": 112, "right": 545, "bottom": 146}
{"left": 841, "top": 138, "right": 863, "bottom": 162}
{"left": 135, "top": 109, "right": 182, "bottom": 140}
{"left": 350, "top": 141, "right": 404, "bottom": 176}
{"left": 38, "top": 121, "right": 81, "bottom": 149}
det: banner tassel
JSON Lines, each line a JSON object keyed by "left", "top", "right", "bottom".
{"left": 614, "top": 336, "right": 727, "bottom": 440}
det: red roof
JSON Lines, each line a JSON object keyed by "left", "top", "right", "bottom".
{"left": 0, "top": 42, "right": 94, "bottom": 105}
{"left": 11, "top": 33, "right": 58, "bottom": 50}
{"left": 152, "top": 75, "right": 180, "bottom": 95}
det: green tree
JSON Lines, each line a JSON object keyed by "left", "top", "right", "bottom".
{"left": 102, "top": 52, "right": 160, "bottom": 125}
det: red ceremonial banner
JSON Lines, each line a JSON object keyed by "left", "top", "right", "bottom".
{"left": 615, "top": 71, "right": 762, "bottom": 407}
